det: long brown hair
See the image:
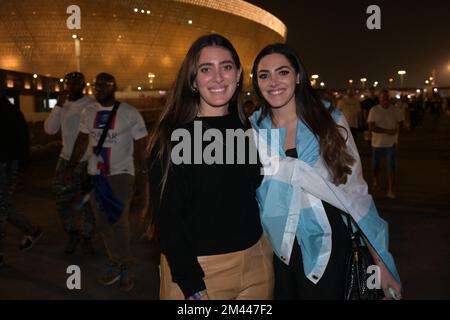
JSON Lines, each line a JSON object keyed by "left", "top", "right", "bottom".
{"left": 252, "top": 44, "right": 354, "bottom": 185}
{"left": 147, "top": 34, "right": 246, "bottom": 198}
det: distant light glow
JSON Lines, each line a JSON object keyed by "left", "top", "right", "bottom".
{"left": 134, "top": 8, "right": 138, "bottom": 12}
{"left": 188, "top": 20, "right": 193, "bottom": 24}
{"left": 33, "top": 74, "right": 38, "bottom": 79}
{"left": 395, "top": 93, "right": 401, "bottom": 99}
{"left": 433, "top": 88, "right": 438, "bottom": 93}
{"left": 320, "top": 82, "right": 325, "bottom": 87}
{"left": 360, "top": 78, "right": 367, "bottom": 82}
{"left": 416, "top": 89, "right": 421, "bottom": 93}
{"left": 397, "top": 70, "right": 406, "bottom": 75}
{"left": 311, "top": 74, "right": 319, "bottom": 79}
{"left": 72, "top": 34, "right": 77, "bottom": 39}
{"left": 137, "top": 86, "right": 142, "bottom": 91}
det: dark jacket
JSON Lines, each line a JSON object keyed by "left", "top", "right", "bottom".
{"left": 0, "top": 96, "right": 30, "bottom": 169}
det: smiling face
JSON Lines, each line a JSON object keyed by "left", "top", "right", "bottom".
{"left": 194, "top": 45, "right": 241, "bottom": 114}
{"left": 256, "top": 53, "right": 299, "bottom": 110}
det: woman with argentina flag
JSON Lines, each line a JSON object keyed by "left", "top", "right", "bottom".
{"left": 250, "top": 43, "right": 402, "bottom": 300}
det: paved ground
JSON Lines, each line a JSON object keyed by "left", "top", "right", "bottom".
{"left": 0, "top": 111, "right": 449, "bottom": 300}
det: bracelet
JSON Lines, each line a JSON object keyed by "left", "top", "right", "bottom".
{"left": 190, "top": 290, "right": 207, "bottom": 300}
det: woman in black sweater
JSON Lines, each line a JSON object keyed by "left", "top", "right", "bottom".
{"left": 147, "top": 34, "right": 273, "bottom": 300}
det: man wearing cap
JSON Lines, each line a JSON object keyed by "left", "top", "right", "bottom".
{"left": 44, "top": 72, "right": 96, "bottom": 255}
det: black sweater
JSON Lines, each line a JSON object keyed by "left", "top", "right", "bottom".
{"left": 149, "top": 112, "right": 263, "bottom": 298}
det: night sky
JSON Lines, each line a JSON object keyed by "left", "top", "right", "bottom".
{"left": 247, "top": 0, "right": 450, "bottom": 89}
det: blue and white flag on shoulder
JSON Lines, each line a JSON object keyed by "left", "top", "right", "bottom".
{"left": 250, "top": 108, "right": 401, "bottom": 284}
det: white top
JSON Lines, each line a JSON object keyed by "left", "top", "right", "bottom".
{"left": 79, "top": 102, "right": 148, "bottom": 176}
{"left": 368, "top": 104, "right": 404, "bottom": 147}
{"left": 44, "top": 95, "right": 94, "bottom": 161}
{"left": 337, "top": 97, "right": 361, "bottom": 129}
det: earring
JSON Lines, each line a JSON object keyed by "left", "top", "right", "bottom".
{"left": 237, "top": 82, "right": 240, "bottom": 87}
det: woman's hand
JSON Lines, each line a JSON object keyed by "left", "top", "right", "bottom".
{"left": 377, "top": 260, "right": 403, "bottom": 300}
{"left": 364, "top": 239, "right": 403, "bottom": 300}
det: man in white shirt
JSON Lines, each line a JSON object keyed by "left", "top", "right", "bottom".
{"left": 337, "top": 89, "right": 362, "bottom": 143}
{"left": 44, "top": 72, "right": 95, "bottom": 255}
{"left": 368, "top": 90, "right": 404, "bottom": 199}
{"left": 66, "top": 73, "right": 148, "bottom": 292}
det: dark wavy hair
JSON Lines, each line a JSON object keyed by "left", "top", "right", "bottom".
{"left": 252, "top": 43, "right": 354, "bottom": 185}
{"left": 147, "top": 34, "right": 245, "bottom": 197}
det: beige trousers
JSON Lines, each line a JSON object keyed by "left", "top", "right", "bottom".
{"left": 160, "top": 236, "right": 274, "bottom": 300}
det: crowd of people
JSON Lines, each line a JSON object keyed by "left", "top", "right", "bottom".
{"left": 10, "top": 33, "right": 450, "bottom": 300}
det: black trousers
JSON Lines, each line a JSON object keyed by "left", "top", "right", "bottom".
{"left": 274, "top": 201, "right": 352, "bottom": 300}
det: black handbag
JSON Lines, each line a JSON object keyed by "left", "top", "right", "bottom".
{"left": 343, "top": 213, "right": 384, "bottom": 300}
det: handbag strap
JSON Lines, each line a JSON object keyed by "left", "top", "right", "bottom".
{"left": 94, "top": 101, "right": 120, "bottom": 156}
{"left": 342, "top": 212, "right": 366, "bottom": 249}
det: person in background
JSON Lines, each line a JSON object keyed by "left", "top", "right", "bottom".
{"left": 44, "top": 72, "right": 96, "bottom": 255}
{"left": 0, "top": 90, "right": 43, "bottom": 267}
{"left": 66, "top": 73, "right": 148, "bottom": 292}
{"left": 368, "top": 90, "right": 404, "bottom": 199}
{"left": 337, "top": 89, "right": 362, "bottom": 143}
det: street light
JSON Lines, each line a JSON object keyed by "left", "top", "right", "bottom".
{"left": 397, "top": 70, "right": 406, "bottom": 88}
{"left": 72, "top": 34, "right": 81, "bottom": 72}
{"left": 360, "top": 78, "right": 367, "bottom": 89}
{"left": 310, "top": 75, "right": 319, "bottom": 88}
